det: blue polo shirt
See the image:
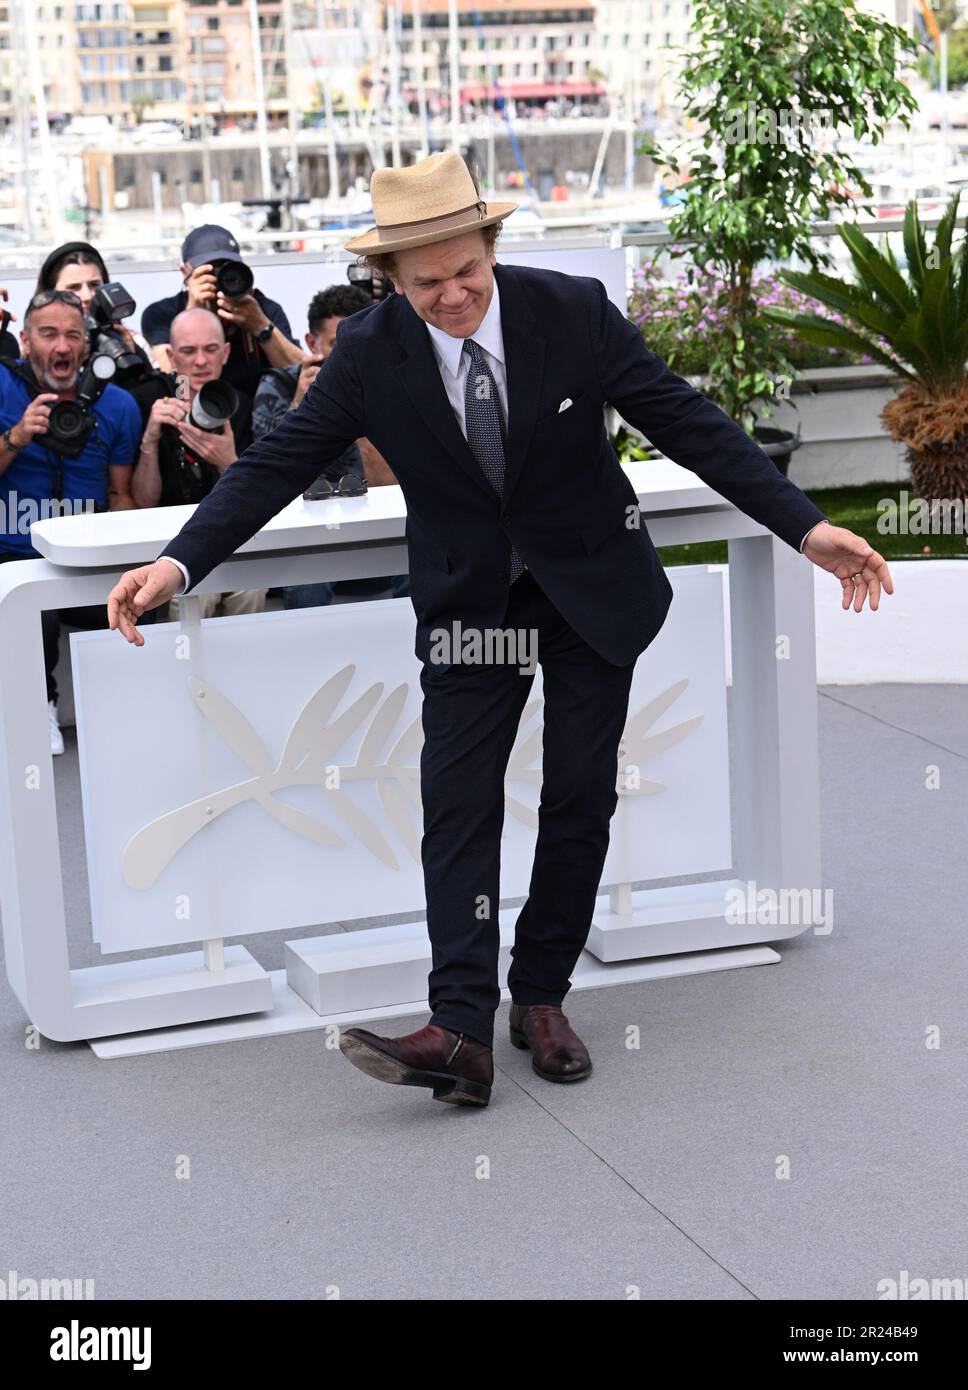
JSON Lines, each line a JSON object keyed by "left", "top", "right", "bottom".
{"left": 0, "top": 360, "right": 141, "bottom": 557}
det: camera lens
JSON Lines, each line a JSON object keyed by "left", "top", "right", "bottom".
{"left": 48, "top": 400, "right": 86, "bottom": 441}
{"left": 215, "top": 261, "right": 254, "bottom": 299}
{"left": 189, "top": 379, "right": 239, "bottom": 431}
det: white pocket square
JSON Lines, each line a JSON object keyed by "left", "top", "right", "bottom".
{"left": 558, "top": 397, "right": 573, "bottom": 413}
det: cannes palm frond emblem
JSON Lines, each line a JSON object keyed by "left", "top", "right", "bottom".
{"left": 121, "top": 666, "right": 702, "bottom": 889}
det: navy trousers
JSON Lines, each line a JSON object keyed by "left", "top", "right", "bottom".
{"left": 419, "top": 566, "right": 636, "bottom": 1051}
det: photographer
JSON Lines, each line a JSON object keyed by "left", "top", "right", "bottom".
{"left": 141, "top": 224, "right": 303, "bottom": 399}
{"left": 252, "top": 283, "right": 374, "bottom": 438}
{"left": 0, "top": 286, "right": 18, "bottom": 360}
{"left": 37, "top": 241, "right": 157, "bottom": 382}
{"left": 252, "top": 282, "right": 407, "bottom": 610}
{"left": 132, "top": 307, "right": 263, "bottom": 621}
{"left": 0, "top": 288, "right": 142, "bottom": 752}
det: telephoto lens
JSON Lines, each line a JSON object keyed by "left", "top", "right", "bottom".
{"left": 215, "top": 261, "right": 255, "bottom": 299}
{"left": 188, "top": 379, "right": 239, "bottom": 432}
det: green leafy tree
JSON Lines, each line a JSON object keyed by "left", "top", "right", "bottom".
{"left": 639, "top": 0, "right": 919, "bottom": 430}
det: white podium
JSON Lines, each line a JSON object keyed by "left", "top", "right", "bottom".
{"left": 0, "top": 460, "right": 821, "bottom": 1055}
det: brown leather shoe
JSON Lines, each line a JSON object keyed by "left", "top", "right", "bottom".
{"left": 338, "top": 1022, "right": 493, "bottom": 1106}
{"left": 509, "top": 1003, "right": 592, "bottom": 1082}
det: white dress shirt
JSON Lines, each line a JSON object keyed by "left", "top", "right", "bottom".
{"left": 423, "top": 275, "right": 509, "bottom": 437}
{"left": 156, "top": 277, "right": 825, "bottom": 593}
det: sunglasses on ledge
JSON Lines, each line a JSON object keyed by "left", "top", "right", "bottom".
{"left": 303, "top": 474, "right": 368, "bottom": 501}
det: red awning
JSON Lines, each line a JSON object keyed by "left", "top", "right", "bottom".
{"left": 459, "top": 81, "right": 603, "bottom": 100}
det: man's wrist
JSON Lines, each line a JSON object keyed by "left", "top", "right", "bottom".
{"left": 5, "top": 422, "right": 25, "bottom": 450}
{"left": 801, "top": 519, "right": 830, "bottom": 552}
{"left": 157, "top": 555, "right": 189, "bottom": 594}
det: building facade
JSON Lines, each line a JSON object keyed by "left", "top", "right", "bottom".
{"left": 0, "top": 0, "right": 710, "bottom": 130}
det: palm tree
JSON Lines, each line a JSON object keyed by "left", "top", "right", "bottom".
{"left": 763, "top": 193, "right": 968, "bottom": 499}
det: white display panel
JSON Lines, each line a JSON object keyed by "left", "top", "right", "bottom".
{"left": 72, "top": 565, "right": 730, "bottom": 954}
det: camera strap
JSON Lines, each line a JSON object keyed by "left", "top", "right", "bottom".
{"left": 0, "top": 358, "right": 65, "bottom": 498}
{"left": 0, "top": 355, "right": 41, "bottom": 396}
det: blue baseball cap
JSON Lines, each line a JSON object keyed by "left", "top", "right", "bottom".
{"left": 181, "top": 224, "right": 244, "bottom": 269}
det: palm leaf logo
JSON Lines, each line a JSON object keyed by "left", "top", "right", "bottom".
{"left": 121, "top": 667, "right": 701, "bottom": 888}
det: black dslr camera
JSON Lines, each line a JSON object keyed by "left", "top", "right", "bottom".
{"left": 86, "top": 282, "right": 152, "bottom": 388}
{"left": 213, "top": 259, "right": 255, "bottom": 299}
{"left": 347, "top": 262, "right": 394, "bottom": 300}
{"left": 42, "top": 351, "right": 117, "bottom": 457}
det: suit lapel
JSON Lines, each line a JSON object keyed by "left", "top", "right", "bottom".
{"left": 393, "top": 261, "right": 546, "bottom": 505}
{"left": 494, "top": 261, "right": 545, "bottom": 506}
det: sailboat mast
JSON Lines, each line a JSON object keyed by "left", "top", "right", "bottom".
{"left": 249, "top": 0, "right": 273, "bottom": 198}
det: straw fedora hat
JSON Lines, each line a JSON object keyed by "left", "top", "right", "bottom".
{"left": 343, "top": 150, "right": 518, "bottom": 255}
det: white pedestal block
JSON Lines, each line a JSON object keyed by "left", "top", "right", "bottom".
{"left": 286, "top": 913, "right": 520, "bottom": 1017}
{"left": 587, "top": 879, "right": 754, "bottom": 962}
{"left": 75, "top": 945, "right": 272, "bottom": 1036}
{"left": 286, "top": 921, "right": 432, "bottom": 1016}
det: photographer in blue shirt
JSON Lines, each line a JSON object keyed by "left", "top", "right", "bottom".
{"left": 0, "top": 287, "right": 142, "bottom": 753}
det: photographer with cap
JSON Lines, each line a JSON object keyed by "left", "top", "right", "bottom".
{"left": 141, "top": 225, "right": 303, "bottom": 399}
{"left": 132, "top": 306, "right": 262, "bottom": 622}
{"left": 0, "top": 287, "right": 142, "bottom": 752}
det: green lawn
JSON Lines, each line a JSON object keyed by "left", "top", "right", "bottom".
{"left": 655, "top": 482, "right": 968, "bottom": 566}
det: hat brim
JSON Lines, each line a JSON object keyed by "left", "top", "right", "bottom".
{"left": 343, "top": 202, "right": 519, "bottom": 255}
{"left": 184, "top": 249, "right": 245, "bottom": 268}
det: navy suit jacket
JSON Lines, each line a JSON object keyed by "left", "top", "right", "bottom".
{"left": 157, "top": 261, "right": 827, "bottom": 668}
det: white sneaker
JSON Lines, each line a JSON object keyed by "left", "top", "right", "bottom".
{"left": 48, "top": 700, "right": 65, "bottom": 756}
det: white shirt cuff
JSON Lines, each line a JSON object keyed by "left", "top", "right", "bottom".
{"left": 157, "top": 556, "right": 190, "bottom": 595}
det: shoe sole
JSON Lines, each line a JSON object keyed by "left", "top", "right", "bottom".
{"left": 338, "top": 1031, "right": 491, "bottom": 1106}
{"left": 509, "top": 1024, "right": 592, "bottom": 1082}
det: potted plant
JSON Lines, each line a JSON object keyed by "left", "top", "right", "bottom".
{"left": 763, "top": 192, "right": 968, "bottom": 500}
{"left": 626, "top": 260, "right": 885, "bottom": 471}
{"left": 638, "top": 0, "right": 918, "bottom": 471}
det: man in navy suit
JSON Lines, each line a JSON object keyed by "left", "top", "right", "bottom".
{"left": 109, "top": 152, "right": 892, "bottom": 1109}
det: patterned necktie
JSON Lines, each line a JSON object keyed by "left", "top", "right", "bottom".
{"left": 461, "top": 337, "right": 526, "bottom": 584}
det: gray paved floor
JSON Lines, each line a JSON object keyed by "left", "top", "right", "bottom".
{"left": 1, "top": 683, "right": 965, "bottom": 1299}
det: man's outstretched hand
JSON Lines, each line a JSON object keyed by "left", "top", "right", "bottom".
{"left": 107, "top": 560, "right": 184, "bottom": 646}
{"left": 802, "top": 521, "right": 894, "bottom": 612}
